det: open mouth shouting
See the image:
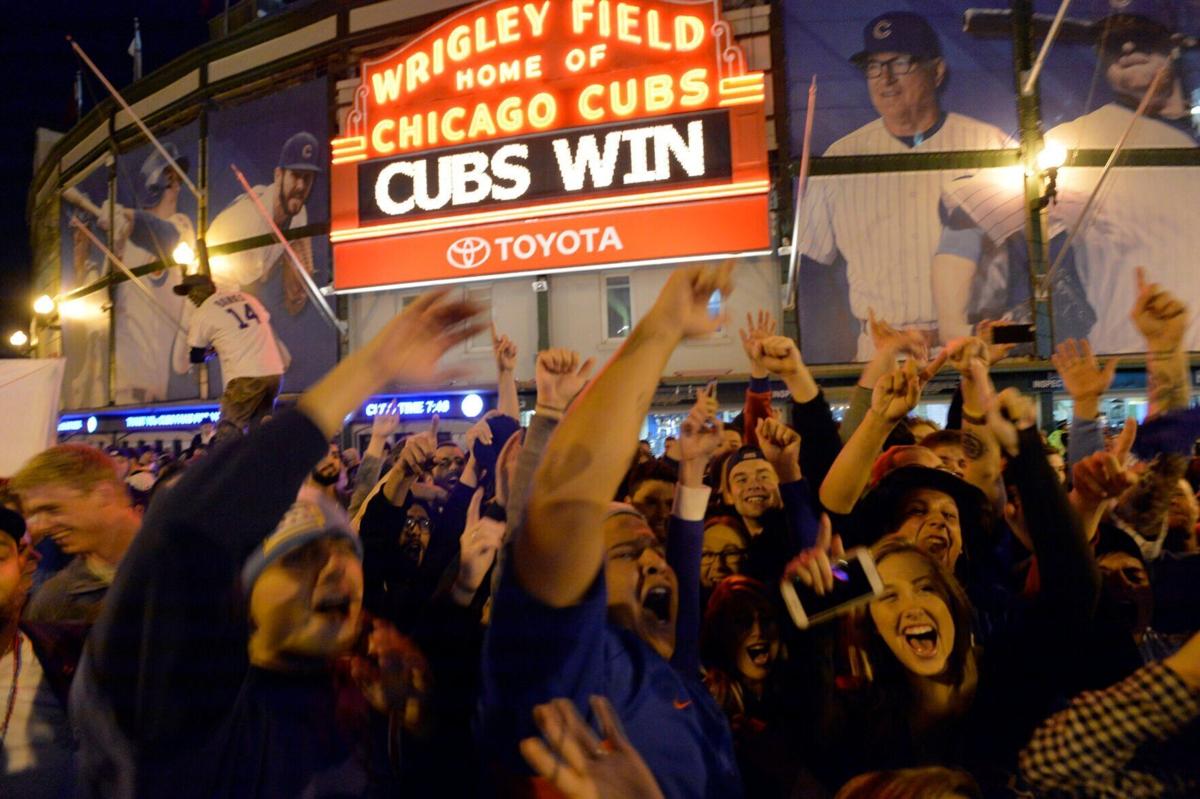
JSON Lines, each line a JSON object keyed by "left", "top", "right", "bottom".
{"left": 313, "top": 593, "right": 354, "bottom": 620}
{"left": 642, "top": 584, "right": 674, "bottom": 626}
{"left": 745, "top": 641, "right": 773, "bottom": 668}
{"left": 900, "top": 622, "right": 940, "bottom": 659}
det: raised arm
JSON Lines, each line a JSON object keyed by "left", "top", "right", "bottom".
{"left": 86, "top": 288, "right": 483, "bottom": 748}
{"left": 1052, "top": 338, "right": 1117, "bottom": 464}
{"left": 738, "top": 310, "right": 777, "bottom": 448}
{"left": 517, "top": 263, "right": 733, "bottom": 608}
{"left": 492, "top": 324, "right": 521, "bottom": 419}
{"left": 1133, "top": 266, "right": 1190, "bottom": 419}
{"left": 819, "top": 361, "right": 925, "bottom": 514}
{"left": 841, "top": 310, "right": 931, "bottom": 442}
{"left": 1020, "top": 632, "right": 1200, "bottom": 797}
{"left": 669, "top": 386, "right": 721, "bottom": 675}
{"left": 348, "top": 405, "right": 400, "bottom": 518}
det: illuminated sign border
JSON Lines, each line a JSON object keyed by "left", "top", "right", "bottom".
{"left": 330, "top": 0, "right": 771, "bottom": 290}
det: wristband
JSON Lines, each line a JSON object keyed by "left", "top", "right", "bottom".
{"left": 961, "top": 408, "right": 987, "bottom": 426}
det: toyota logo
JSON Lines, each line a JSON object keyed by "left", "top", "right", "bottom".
{"left": 447, "top": 237, "right": 492, "bottom": 270}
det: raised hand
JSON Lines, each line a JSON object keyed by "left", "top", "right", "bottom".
{"left": 360, "top": 288, "right": 486, "bottom": 388}
{"left": 677, "top": 383, "right": 724, "bottom": 469}
{"left": 739, "top": 310, "right": 777, "bottom": 377}
{"left": 871, "top": 360, "right": 924, "bottom": 424}
{"left": 520, "top": 696, "right": 665, "bottom": 799}
{"left": 1071, "top": 419, "right": 1138, "bottom": 505}
{"left": 977, "top": 319, "right": 1019, "bottom": 365}
{"left": 869, "top": 308, "right": 929, "bottom": 361}
{"left": 348, "top": 618, "right": 429, "bottom": 716}
{"left": 453, "top": 488, "right": 505, "bottom": 604}
{"left": 492, "top": 323, "right": 518, "bottom": 374}
{"left": 535, "top": 348, "right": 596, "bottom": 414}
{"left": 782, "top": 514, "right": 842, "bottom": 596}
{"left": 1132, "top": 266, "right": 1188, "bottom": 350}
{"left": 1052, "top": 338, "right": 1118, "bottom": 417}
{"left": 645, "top": 261, "right": 734, "bottom": 341}
{"left": 398, "top": 416, "right": 439, "bottom": 479}
{"left": 756, "top": 417, "right": 801, "bottom": 482}
{"left": 971, "top": 359, "right": 1037, "bottom": 456}
{"left": 369, "top": 401, "right": 401, "bottom": 441}
{"left": 753, "top": 335, "right": 804, "bottom": 379}
{"left": 465, "top": 410, "right": 502, "bottom": 451}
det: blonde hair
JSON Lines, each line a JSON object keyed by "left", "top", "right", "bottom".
{"left": 10, "top": 444, "right": 123, "bottom": 496}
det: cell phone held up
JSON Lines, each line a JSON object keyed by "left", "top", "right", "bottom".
{"left": 987, "top": 322, "right": 1036, "bottom": 345}
{"left": 780, "top": 548, "right": 884, "bottom": 629}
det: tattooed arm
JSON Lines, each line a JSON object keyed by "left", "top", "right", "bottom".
{"left": 517, "top": 264, "right": 734, "bottom": 607}
{"left": 1132, "top": 267, "right": 1190, "bottom": 418}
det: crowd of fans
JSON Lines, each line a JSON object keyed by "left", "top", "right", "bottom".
{"left": 1, "top": 263, "right": 1199, "bottom": 798}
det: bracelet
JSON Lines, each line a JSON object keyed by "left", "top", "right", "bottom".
{"left": 536, "top": 402, "right": 566, "bottom": 417}
{"left": 961, "top": 408, "right": 987, "bottom": 426}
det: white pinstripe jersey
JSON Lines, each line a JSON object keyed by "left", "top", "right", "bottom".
{"left": 799, "top": 113, "right": 1010, "bottom": 359}
{"left": 941, "top": 104, "right": 1200, "bottom": 354}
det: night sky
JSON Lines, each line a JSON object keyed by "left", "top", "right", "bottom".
{"left": 0, "top": 1, "right": 211, "bottom": 356}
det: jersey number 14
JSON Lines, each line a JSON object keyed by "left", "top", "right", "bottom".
{"left": 225, "top": 304, "right": 260, "bottom": 329}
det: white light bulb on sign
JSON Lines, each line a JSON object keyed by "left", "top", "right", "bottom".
{"left": 33, "top": 295, "right": 55, "bottom": 315}
{"left": 172, "top": 241, "right": 196, "bottom": 266}
{"left": 1037, "top": 142, "right": 1067, "bottom": 172}
{"left": 9, "top": 330, "right": 28, "bottom": 347}
{"left": 86, "top": 416, "right": 98, "bottom": 434}
{"left": 461, "top": 393, "right": 484, "bottom": 418}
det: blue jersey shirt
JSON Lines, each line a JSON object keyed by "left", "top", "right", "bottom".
{"left": 479, "top": 527, "right": 742, "bottom": 799}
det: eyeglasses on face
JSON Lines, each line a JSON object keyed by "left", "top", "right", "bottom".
{"left": 701, "top": 548, "right": 747, "bottom": 566}
{"left": 861, "top": 54, "right": 922, "bottom": 78}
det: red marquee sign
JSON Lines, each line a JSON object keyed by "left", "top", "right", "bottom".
{"left": 330, "top": 0, "right": 770, "bottom": 292}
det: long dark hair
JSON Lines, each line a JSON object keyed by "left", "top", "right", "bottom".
{"left": 701, "top": 576, "right": 780, "bottom": 719}
{"left": 846, "top": 540, "right": 975, "bottom": 724}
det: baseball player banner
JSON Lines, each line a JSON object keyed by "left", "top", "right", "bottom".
{"left": 111, "top": 121, "right": 206, "bottom": 404}
{"left": 783, "top": 2, "right": 1019, "bottom": 156}
{"left": 206, "top": 77, "right": 336, "bottom": 392}
{"left": 943, "top": 0, "right": 1200, "bottom": 356}
{"left": 785, "top": 4, "right": 1022, "bottom": 363}
{"left": 57, "top": 162, "right": 112, "bottom": 409}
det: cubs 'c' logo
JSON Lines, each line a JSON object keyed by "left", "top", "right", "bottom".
{"left": 446, "top": 237, "right": 492, "bottom": 270}
{"left": 873, "top": 20, "right": 893, "bottom": 39}
{"left": 301, "top": 143, "right": 314, "bottom": 159}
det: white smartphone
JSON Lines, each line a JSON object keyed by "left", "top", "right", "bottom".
{"left": 780, "top": 548, "right": 884, "bottom": 629}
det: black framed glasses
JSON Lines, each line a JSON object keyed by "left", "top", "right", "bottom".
{"left": 701, "top": 548, "right": 747, "bottom": 568}
{"left": 861, "top": 54, "right": 922, "bottom": 78}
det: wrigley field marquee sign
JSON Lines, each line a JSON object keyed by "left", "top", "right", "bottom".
{"left": 330, "top": 0, "right": 771, "bottom": 291}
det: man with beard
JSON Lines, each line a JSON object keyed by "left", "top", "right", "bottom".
{"left": 480, "top": 264, "right": 742, "bottom": 797}
{"left": 357, "top": 422, "right": 468, "bottom": 631}
{"left": 11, "top": 446, "right": 141, "bottom": 624}
{"left": 206, "top": 132, "right": 321, "bottom": 316}
{"left": 304, "top": 442, "right": 347, "bottom": 507}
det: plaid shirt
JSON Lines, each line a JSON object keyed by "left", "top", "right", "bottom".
{"left": 1019, "top": 662, "right": 1200, "bottom": 798}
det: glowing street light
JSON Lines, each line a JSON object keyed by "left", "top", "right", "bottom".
{"left": 1037, "top": 142, "right": 1067, "bottom": 172}
{"left": 172, "top": 241, "right": 196, "bottom": 266}
{"left": 32, "top": 295, "right": 55, "bottom": 316}
{"left": 8, "top": 330, "right": 28, "bottom": 348}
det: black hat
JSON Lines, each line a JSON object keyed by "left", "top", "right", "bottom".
{"left": 851, "top": 465, "right": 989, "bottom": 554}
{"left": 851, "top": 12, "right": 942, "bottom": 64}
{"left": 0, "top": 507, "right": 25, "bottom": 544}
{"left": 173, "top": 273, "right": 215, "bottom": 296}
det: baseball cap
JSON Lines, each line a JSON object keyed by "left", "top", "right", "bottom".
{"left": 1096, "top": 0, "right": 1177, "bottom": 32}
{"left": 241, "top": 489, "right": 362, "bottom": 591}
{"left": 851, "top": 11, "right": 942, "bottom": 64}
{"left": 139, "top": 142, "right": 189, "bottom": 207}
{"left": 278, "top": 132, "right": 323, "bottom": 173}
{"left": 0, "top": 506, "right": 25, "bottom": 545}
{"left": 173, "top": 272, "right": 215, "bottom": 296}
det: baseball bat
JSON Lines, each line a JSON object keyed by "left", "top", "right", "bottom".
{"left": 62, "top": 187, "right": 104, "bottom": 220}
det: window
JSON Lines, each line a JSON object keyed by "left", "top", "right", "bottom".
{"left": 465, "top": 285, "right": 493, "bottom": 352}
{"left": 605, "top": 275, "right": 632, "bottom": 339}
